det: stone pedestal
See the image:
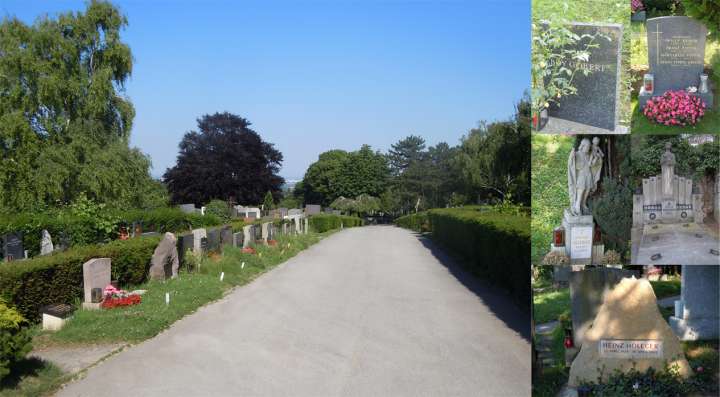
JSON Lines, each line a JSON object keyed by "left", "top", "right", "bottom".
{"left": 562, "top": 209, "right": 594, "bottom": 264}
{"left": 670, "top": 266, "right": 719, "bottom": 341}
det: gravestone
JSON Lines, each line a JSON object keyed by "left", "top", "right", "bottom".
{"left": 569, "top": 267, "right": 636, "bottom": 347}
{"left": 568, "top": 277, "right": 691, "bottom": 386}
{"left": 242, "top": 225, "right": 253, "bottom": 248}
{"left": 261, "top": 222, "right": 270, "bottom": 241}
{"left": 207, "top": 228, "right": 222, "bottom": 252}
{"left": 179, "top": 204, "right": 197, "bottom": 214}
{"left": 177, "top": 233, "right": 194, "bottom": 266}
{"left": 544, "top": 23, "right": 624, "bottom": 133}
{"left": 220, "top": 226, "right": 233, "bottom": 247}
{"left": 670, "top": 265, "right": 719, "bottom": 340}
{"left": 305, "top": 204, "right": 322, "bottom": 215}
{"left": 232, "top": 232, "right": 243, "bottom": 247}
{"left": 304, "top": 217, "right": 309, "bottom": 234}
{"left": 288, "top": 208, "right": 303, "bottom": 216}
{"left": 254, "top": 224, "right": 263, "bottom": 242}
{"left": 192, "top": 228, "right": 207, "bottom": 254}
{"left": 640, "top": 16, "right": 714, "bottom": 108}
{"left": 2, "top": 232, "right": 23, "bottom": 262}
{"left": 40, "top": 230, "right": 54, "bottom": 256}
{"left": 148, "top": 233, "right": 179, "bottom": 280}
{"left": 82, "top": 258, "right": 111, "bottom": 309}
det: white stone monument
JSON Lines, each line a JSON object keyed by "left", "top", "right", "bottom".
{"left": 82, "top": 258, "right": 111, "bottom": 310}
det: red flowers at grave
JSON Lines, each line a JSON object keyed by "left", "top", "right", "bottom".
{"left": 101, "top": 294, "right": 141, "bottom": 309}
{"left": 267, "top": 239, "right": 278, "bottom": 246}
{"left": 242, "top": 247, "right": 256, "bottom": 254}
{"left": 101, "top": 284, "right": 141, "bottom": 309}
{"left": 643, "top": 90, "right": 706, "bottom": 127}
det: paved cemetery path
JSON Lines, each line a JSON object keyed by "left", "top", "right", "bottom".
{"left": 57, "top": 226, "right": 530, "bottom": 397}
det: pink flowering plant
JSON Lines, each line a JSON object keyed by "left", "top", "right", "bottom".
{"left": 643, "top": 90, "right": 706, "bottom": 127}
{"left": 631, "top": 0, "right": 644, "bottom": 13}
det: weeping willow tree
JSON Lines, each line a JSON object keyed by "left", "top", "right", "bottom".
{"left": 0, "top": 1, "right": 165, "bottom": 212}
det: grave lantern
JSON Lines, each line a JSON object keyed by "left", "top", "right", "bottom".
{"left": 563, "top": 328, "right": 574, "bottom": 349}
{"left": 553, "top": 227, "right": 565, "bottom": 247}
{"left": 699, "top": 74, "right": 709, "bottom": 94}
{"left": 593, "top": 224, "right": 602, "bottom": 244}
{"left": 643, "top": 73, "right": 654, "bottom": 94}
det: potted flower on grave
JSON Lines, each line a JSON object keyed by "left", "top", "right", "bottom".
{"left": 631, "top": 0, "right": 646, "bottom": 22}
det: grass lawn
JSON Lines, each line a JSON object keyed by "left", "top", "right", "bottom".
{"left": 650, "top": 279, "right": 681, "bottom": 299}
{"left": 1, "top": 231, "right": 330, "bottom": 396}
{"left": 42, "top": 232, "right": 326, "bottom": 344}
{"left": 533, "top": 287, "right": 570, "bottom": 324}
{"left": 0, "top": 359, "right": 67, "bottom": 397}
{"left": 630, "top": 19, "right": 720, "bottom": 133}
{"left": 531, "top": 134, "right": 574, "bottom": 264}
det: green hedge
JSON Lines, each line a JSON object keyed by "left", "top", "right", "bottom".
{"left": 394, "top": 212, "right": 430, "bottom": 232}
{"left": 308, "top": 214, "right": 363, "bottom": 233}
{"left": 0, "top": 207, "right": 220, "bottom": 259}
{"left": 397, "top": 207, "right": 530, "bottom": 309}
{"left": 0, "top": 299, "right": 32, "bottom": 382}
{"left": 0, "top": 236, "right": 161, "bottom": 323}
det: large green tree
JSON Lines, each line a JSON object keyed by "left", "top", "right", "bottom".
{"left": 163, "top": 112, "right": 284, "bottom": 206}
{"left": 299, "top": 145, "right": 389, "bottom": 206}
{"left": 0, "top": 1, "right": 162, "bottom": 211}
{"left": 456, "top": 98, "right": 531, "bottom": 205}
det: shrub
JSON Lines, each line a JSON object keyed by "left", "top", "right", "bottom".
{"left": 308, "top": 214, "right": 363, "bottom": 233}
{"left": 643, "top": 91, "right": 706, "bottom": 127}
{"left": 0, "top": 207, "right": 220, "bottom": 258}
{"left": 426, "top": 207, "right": 530, "bottom": 309}
{"left": 681, "top": 0, "right": 720, "bottom": 36}
{"left": 0, "top": 300, "right": 32, "bottom": 382}
{"left": 394, "top": 212, "right": 430, "bottom": 232}
{"left": 590, "top": 178, "right": 633, "bottom": 261}
{"left": 203, "top": 200, "right": 233, "bottom": 222}
{"left": 0, "top": 236, "right": 161, "bottom": 322}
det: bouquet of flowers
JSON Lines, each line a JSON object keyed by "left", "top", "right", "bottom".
{"left": 101, "top": 284, "right": 142, "bottom": 309}
{"left": 643, "top": 90, "right": 706, "bottom": 126}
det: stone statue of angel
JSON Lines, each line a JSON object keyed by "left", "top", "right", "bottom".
{"left": 568, "top": 137, "right": 602, "bottom": 216}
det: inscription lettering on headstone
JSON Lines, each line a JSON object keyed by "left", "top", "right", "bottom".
{"left": 570, "top": 226, "right": 593, "bottom": 259}
{"left": 599, "top": 339, "right": 663, "bottom": 359}
{"left": 546, "top": 22, "right": 623, "bottom": 131}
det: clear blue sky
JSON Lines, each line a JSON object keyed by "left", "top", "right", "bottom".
{"left": 3, "top": 0, "right": 530, "bottom": 180}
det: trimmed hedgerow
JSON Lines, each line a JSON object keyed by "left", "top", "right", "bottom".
{"left": 0, "top": 207, "right": 220, "bottom": 259}
{"left": 397, "top": 207, "right": 530, "bottom": 308}
{"left": 0, "top": 299, "right": 32, "bottom": 382}
{"left": 308, "top": 214, "right": 363, "bottom": 233}
{"left": 0, "top": 236, "right": 161, "bottom": 323}
{"left": 394, "top": 212, "right": 430, "bottom": 232}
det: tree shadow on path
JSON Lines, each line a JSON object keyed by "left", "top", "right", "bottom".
{"left": 416, "top": 234, "right": 531, "bottom": 343}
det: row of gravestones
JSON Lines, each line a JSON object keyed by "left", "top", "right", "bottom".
{"left": 176, "top": 218, "right": 309, "bottom": 265}
{"left": 180, "top": 204, "right": 328, "bottom": 218}
{"left": 79, "top": 216, "right": 312, "bottom": 308}
{"left": 1, "top": 224, "right": 162, "bottom": 263}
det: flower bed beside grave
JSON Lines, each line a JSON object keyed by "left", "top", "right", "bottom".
{"left": 643, "top": 91, "right": 706, "bottom": 126}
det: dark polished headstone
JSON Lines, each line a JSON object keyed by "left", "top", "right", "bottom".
{"left": 2, "top": 232, "right": 23, "bottom": 261}
{"left": 647, "top": 16, "right": 707, "bottom": 94}
{"left": 177, "top": 233, "right": 194, "bottom": 265}
{"left": 546, "top": 23, "right": 623, "bottom": 131}
{"left": 207, "top": 229, "right": 221, "bottom": 252}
